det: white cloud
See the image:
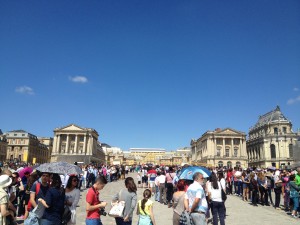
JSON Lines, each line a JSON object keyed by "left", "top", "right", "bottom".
{"left": 15, "top": 86, "right": 34, "bottom": 95}
{"left": 287, "top": 95, "right": 300, "bottom": 105}
{"left": 69, "top": 76, "right": 88, "bottom": 83}
{"left": 293, "top": 87, "right": 299, "bottom": 92}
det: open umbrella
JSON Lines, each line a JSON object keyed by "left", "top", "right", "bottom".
{"left": 178, "top": 166, "right": 211, "bottom": 180}
{"left": 35, "top": 161, "right": 82, "bottom": 175}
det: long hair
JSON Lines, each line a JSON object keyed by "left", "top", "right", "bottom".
{"left": 218, "top": 171, "right": 224, "bottom": 181}
{"left": 66, "top": 175, "right": 79, "bottom": 189}
{"left": 211, "top": 172, "right": 219, "bottom": 189}
{"left": 50, "top": 173, "right": 62, "bottom": 189}
{"left": 141, "top": 189, "right": 151, "bottom": 214}
{"left": 125, "top": 177, "right": 137, "bottom": 193}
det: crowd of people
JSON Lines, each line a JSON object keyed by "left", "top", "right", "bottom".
{"left": 0, "top": 162, "right": 297, "bottom": 225}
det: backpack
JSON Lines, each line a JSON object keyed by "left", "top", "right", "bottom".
{"left": 61, "top": 206, "right": 72, "bottom": 225}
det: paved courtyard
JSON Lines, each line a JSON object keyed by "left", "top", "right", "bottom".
{"left": 75, "top": 173, "right": 298, "bottom": 225}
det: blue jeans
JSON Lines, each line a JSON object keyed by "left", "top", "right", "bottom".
{"left": 291, "top": 197, "right": 299, "bottom": 211}
{"left": 190, "top": 212, "right": 207, "bottom": 225}
{"left": 86, "top": 218, "right": 103, "bottom": 225}
{"left": 40, "top": 219, "right": 58, "bottom": 225}
{"left": 237, "top": 181, "right": 242, "bottom": 195}
{"left": 115, "top": 217, "right": 132, "bottom": 225}
{"left": 155, "top": 185, "right": 160, "bottom": 201}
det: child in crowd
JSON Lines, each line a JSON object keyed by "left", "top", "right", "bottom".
{"left": 137, "top": 189, "right": 156, "bottom": 225}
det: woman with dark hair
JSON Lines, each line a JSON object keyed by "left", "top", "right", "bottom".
{"left": 208, "top": 172, "right": 225, "bottom": 225}
{"left": 38, "top": 173, "right": 66, "bottom": 225}
{"left": 24, "top": 172, "right": 38, "bottom": 219}
{"left": 65, "top": 175, "right": 80, "bottom": 225}
{"left": 112, "top": 177, "right": 137, "bottom": 225}
{"left": 137, "top": 189, "right": 156, "bottom": 225}
{"left": 165, "top": 167, "right": 176, "bottom": 208}
{"left": 172, "top": 180, "right": 186, "bottom": 225}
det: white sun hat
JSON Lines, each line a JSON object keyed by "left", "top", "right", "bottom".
{"left": 0, "top": 175, "right": 12, "bottom": 188}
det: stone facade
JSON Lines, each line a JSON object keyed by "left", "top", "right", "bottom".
{"left": 247, "top": 106, "right": 299, "bottom": 169}
{"left": 0, "top": 130, "right": 8, "bottom": 162}
{"left": 38, "top": 137, "right": 53, "bottom": 163}
{"left": 191, "top": 128, "right": 247, "bottom": 168}
{"left": 4, "top": 130, "right": 49, "bottom": 164}
{"left": 51, "top": 124, "right": 105, "bottom": 164}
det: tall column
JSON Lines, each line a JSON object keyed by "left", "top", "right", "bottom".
{"left": 66, "top": 135, "right": 69, "bottom": 153}
{"left": 222, "top": 138, "right": 225, "bottom": 156}
{"left": 52, "top": 135, "right": 57, "bottom": 154}
{"left": 239, "top": 138, "right": 242, "bottom": 158}
{"left": 57, "top": 135, "right": 61, "bottom": 153}
{"left": 83, "top": 134, "right": 87, "bottom": 154}
{"left": 231, "top": 138, "right": 234, "bottom": 157}
{"left": 74, "top": 135, "right": 78, "bottom": 154}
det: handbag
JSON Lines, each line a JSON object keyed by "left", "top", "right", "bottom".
{"left": 61, "top": 206, "right": 72, "bottom": 225}
{"left": 108, "top": 201, "right": 125, "bottom": 217}
{"left": 220, "top": 182, "right": 227, "bottom": 202}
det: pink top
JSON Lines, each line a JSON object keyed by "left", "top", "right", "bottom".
{"left": 165, "top": 172, "right": 176, "bottom": 183}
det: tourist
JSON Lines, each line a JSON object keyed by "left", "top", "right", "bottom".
{"left": 137, "top": 172, "right": 142, "bottom": 188}
{"left": 265, "top": 171, "right": 274, "bottom": 206}
{"left": 257, "top": 171, "right": 268, "bottom": 206}
{"left": 85, "top": 176, "right": 108, "bottom": 225}
{"left": 281, "top": 170, "right": 290, "bottom": 211}
{"left": 208, "top": 172, "right": 225, "bottom": 225}
{"left": 154, "top": 172, "right": 160, "bottom": 202}
{"left": 274, "top": 170, "right": 282, "bottom": 210}
{"left": 137, "top": 189, "right": 156, "bottom": 225}
{"left": 249, "top": 172, "right": 258, "bottom": 206}
{"left": 225, "top": 168, "right": 233, "bottom": 195}
{"left": 112, "top": 177, "right": 137, "bottom": 225}
{"left": 141, "top": 167, "right": 148, "bottom": 188}
{"left": 172, "top": 180, "right": 186, "bottom": 225}
{"left": 184, "top": 172, "right": 208, "bottom": 225}
{"left": 165, "top": 167, "right": 176, "bottom": 208}
{"left": 288, "top": 174, "right": 300, "bottom": 218}
{"left": 23, "top": 172, "right": 38, "bottom": 219}
{"left": 157, "top": 171, "right": 166, "bottom": 205}
{"left": 0, "top": 175, "right": 15, "bottom": 225}
{"left": 38, "top": 173, "right": 65, "bottom": 225}
{"left": 241, "top": 170, "right": 249, "bottom": 201}
{"left": 65, "top": 175, "right": 80, "bottom": 225}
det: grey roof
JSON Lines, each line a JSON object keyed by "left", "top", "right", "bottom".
{"left": 251, "top": 106, "right": 290, "bottom": 131}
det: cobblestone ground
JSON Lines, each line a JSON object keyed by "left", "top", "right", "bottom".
{"left": 74, "top": 173, "right": 297, "bottom": 225}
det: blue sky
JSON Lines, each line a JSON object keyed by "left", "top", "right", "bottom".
{"left": 1, "top": 0, "right": 300, "bottom": 151}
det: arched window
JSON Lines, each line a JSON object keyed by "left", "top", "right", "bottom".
{"left": 274, "top": 127, "right": 278, "bottom": 135}
{"left": 225, "top": 149, "right": 230, "bottom": 157}
{"left": 227, "top": 161, "right": 232, "bottom": 168}
{"left": 289, "top": 144, "right": 293, "bottom": 158}
{"left": 236, "top": 161, "right": 241, "bottom": 168}
{"left": 218, "top": 161, "right": 223, "bottom": 168}
{"left": 216, "top": 148, "right": 221, "bottom": 156}
{"left": 270, "top": 144, "right": 276, "bottom": 158}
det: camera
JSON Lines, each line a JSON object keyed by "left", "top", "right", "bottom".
{"left": 99, "top": 208, "right": 107, "bottom": 216}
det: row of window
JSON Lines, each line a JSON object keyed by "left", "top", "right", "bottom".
{"left": 216, "top": 138, "right": 240, "bottom": 145}
{"left": 216, "top": 148, "right": 239, "bottom": 157}
{"left": 217, "top": 161, "right": 241, "bottom": 168}
{"left": 248, "top": 144, "right": 293, "bottom": 159}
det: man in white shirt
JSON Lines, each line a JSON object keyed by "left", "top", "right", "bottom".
{"left": 184, "top": 172, "right": 208, "bottom": 225}
{"left": 157, "top": 171, "right": 166, "bottom": 204}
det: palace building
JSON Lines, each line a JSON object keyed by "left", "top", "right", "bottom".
{"left": 51, "top": 124, "right": 105, "bottom": 164}
{"left": 191, "top": 128, "right": 248, "bottom": 168}
{"left": 247, "top": 106, "right": 299, "bottom": 169}
{"left": 4, "top": 130, "right": 49, "bottom": 164}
